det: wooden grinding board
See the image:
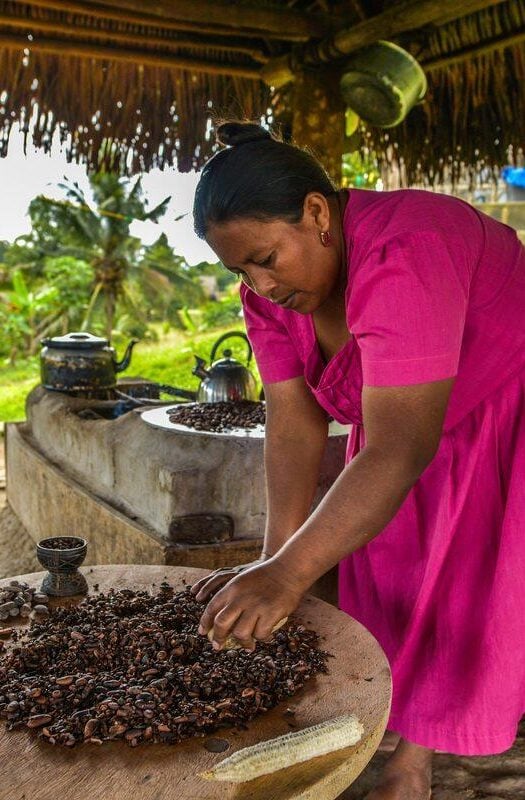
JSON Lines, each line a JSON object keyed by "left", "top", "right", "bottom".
{"left": 0, "top": 565, "right": 392, "bottom": 800}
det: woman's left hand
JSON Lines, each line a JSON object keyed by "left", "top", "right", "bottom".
{"left": 195, "top": 558, "right": 308, "bottom": 651}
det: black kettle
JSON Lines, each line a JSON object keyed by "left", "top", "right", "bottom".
{"left": 40, "top": 332, "right": 138, "bottom": 392}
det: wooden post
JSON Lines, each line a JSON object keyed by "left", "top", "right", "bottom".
{"left": 291, "top": 68, "right": 346, "bottom": 186}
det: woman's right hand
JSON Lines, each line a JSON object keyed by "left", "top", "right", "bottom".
{"left": 189, "top": 555, "right": 271, "bottom": 603}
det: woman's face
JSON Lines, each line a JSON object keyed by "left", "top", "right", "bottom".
{"left": 205, "top": 192, "right": 343, "bottom": 315}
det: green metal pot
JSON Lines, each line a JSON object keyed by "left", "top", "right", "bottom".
{"left": 340, "top": 40, "right": 427, "bottom": 128}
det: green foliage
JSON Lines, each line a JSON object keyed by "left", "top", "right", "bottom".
{"left": 128, "top": 328, "right": 243, "bottom": 390}
{"left": 0, "top": 270, "right": 62, "bottom": 359}
{"left": 137, "top": 233, "right": 204, "bottom": 322}
{"left": 0, "top": 307, "right": 30, "bottom": 361}
{"left": 186, "top": 260, "right": 238, "bottom": 292}
{"left": 177, "top": 307, "right": 198, "bottom": 333}
{"left": 0, "top": 256, "right": 96, "bottom": 361}
{"left": 111, "top": 314, "right": 152, "bottom": 342}
{"left": 0, "top": 356, "right": 40, "bottom": 422}
{"left": 342, "top": 150, "right": 380, "bottom": 189}
{"left": 43, "top": 256, "right": 94, "bottom": 319}
{"left": 200, "top": 293, "right": 242, "bottom": 330}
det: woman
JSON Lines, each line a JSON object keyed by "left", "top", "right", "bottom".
{"left": 189, "top": 121, "right": 525, "bottom": 800}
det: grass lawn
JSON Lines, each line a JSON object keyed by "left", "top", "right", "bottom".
{"left": 0, "top": 324, "right": 260, "bottom": 423}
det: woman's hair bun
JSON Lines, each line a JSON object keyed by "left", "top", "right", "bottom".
{"left": 216, "top": 121, "right": 273, "bottom": 147}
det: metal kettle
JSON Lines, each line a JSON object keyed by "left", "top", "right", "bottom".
{"left": 40, "top": 331, "right": 138, "bottom": 392}
{"left": 192, "top": 331, "right": 258, "bottom": 403}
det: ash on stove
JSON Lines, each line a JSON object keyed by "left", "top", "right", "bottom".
{"left": 64, "top": 380, "right": 164, "bottom": 421}
{"left": 167, "top": 401, "right": 265, "bottom": 433}
{"left": 76, "top": 399, "right": 137, "bottom": 420}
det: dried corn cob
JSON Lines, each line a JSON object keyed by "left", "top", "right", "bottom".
{"left": 207, "top": 616, "right": 288, "bottom": 650}
{"left": 200, "top": 713, "right": 364, "bottom": 782}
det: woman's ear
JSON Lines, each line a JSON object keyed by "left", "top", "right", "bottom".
{"left": 302, "top": 192, "right": 331, "bottom": 233}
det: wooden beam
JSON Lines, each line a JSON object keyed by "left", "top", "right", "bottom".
{"left": 261, "top": 0, "right": 508, "bottom": 86}
{"left": 23, "top": 0, "right": 329, "bottom": 41}
{"left": 0, "top": 33, "right": 262, "bottom": 78}
{"left": 422, "top": 27, "right": 525, "bottom": 70}
{"left": 94, "top": 0, "right": 328, "bottom": 36}
{"left": 24, "top": 0, "right": 305, "bottom": 41}
{"left": 0, "top": 12, "right": 269, "bottom": 62}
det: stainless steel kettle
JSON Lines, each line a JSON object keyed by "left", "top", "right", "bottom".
{"left": 192, "top": 331, "right": 258, "bottom": 403}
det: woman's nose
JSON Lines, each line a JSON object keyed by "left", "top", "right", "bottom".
{"left": 247, "top": 267, "right": 277, "bottom": 298}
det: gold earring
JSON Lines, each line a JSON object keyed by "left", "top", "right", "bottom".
{"left": 320, "top": 230, "right": 332, "bottom": 247}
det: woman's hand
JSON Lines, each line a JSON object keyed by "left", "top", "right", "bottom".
{"left": 189, "top": 556, "right": 269, "bottom": 603}
{"left": 194, "top": 558, "right": 308, "bottom": 652}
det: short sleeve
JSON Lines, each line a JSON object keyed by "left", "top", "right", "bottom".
{"left": 240, "top": 284, "right": 304, "bottom": 383}
{"left": 348, "top": 231, "right": 470, "bottom": 386}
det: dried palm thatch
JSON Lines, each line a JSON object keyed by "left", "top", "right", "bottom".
{"left": 0, "top": 47, "right": 270, "bottom": 173}
{"left": 0, "top": 0, "right": 275, "bottom": 173}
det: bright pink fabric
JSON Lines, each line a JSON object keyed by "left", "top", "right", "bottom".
{"left": 240, "top": 188, "right": 525, "bottom": 755}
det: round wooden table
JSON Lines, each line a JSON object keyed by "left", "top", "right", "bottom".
{"left": 0, "top": 565, "right": 391, "bottom": 800}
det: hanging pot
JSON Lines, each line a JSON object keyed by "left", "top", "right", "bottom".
{"left": 340, "top": 40, "right": 427, "bottom": 128}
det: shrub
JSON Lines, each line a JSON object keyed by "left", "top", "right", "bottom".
{"left": 200, "top": 294, "right": 242, "bottom": 330}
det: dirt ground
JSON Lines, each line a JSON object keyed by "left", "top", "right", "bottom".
{"left": 339, "top": 724, "right": 525, "bottom": 799}
{"left": 1, "top": 433, "right": 523, "bottom": 798}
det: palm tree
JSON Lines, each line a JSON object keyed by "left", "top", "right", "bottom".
{"left": 49, "top": 172, "right": 172, "bottom": 337}
{"left": 13, "top": 172, "right": 173, "bottom": 338}
{"left": 135, "top": 233, "right": 204, "bottom": 329}
{"left": 1, "top": 173, "right": 208, "bottom": 359}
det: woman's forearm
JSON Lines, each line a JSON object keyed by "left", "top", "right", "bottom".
{"left": 262, "top": 425, "right": 328, "bottom": 555}
{"left": 262, "top": 416, "right": 328, "bottom": 557}
{"left": 272, "top": 444, "right": 425, "bottom": 585}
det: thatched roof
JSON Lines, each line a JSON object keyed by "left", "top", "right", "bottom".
{"left": 0, "top": 0, "right": 523, "bottom": 182}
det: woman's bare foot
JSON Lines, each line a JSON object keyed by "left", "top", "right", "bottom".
{"left": 378, "top": 730, "right": 401, "bottom": 752}
{"left": 365, "top": 737, "right": 433, "bottom": 800}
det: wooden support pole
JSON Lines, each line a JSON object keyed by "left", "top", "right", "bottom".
{"left": 23, "top": 0, "right": 328, "bottom": 41}
{"left": 291, "top": 67, "right": 346, "bottom": 186}
{"left": 0, "top": 33, "right": 262, "bottom": 79}
{"left": 261, "top": 0, "right": 508, "bottom": 87}
{"left": 0, "top": 12, "right": 269, "bottom": 62}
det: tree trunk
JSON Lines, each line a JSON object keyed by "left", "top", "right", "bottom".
{"left": 105, "top": 291, "right": 116, "bottom": 340}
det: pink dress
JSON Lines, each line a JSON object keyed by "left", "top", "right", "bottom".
{"left": 240, "top": 188, "right": 525, "bottom": 756}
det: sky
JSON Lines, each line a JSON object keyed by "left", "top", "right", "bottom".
{"left": 0, "top": 125, "right": 218, "bottom": 266}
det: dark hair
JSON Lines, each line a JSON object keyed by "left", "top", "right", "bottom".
{"left": 193, "top": 120, "right": 336, "bottom": 239}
